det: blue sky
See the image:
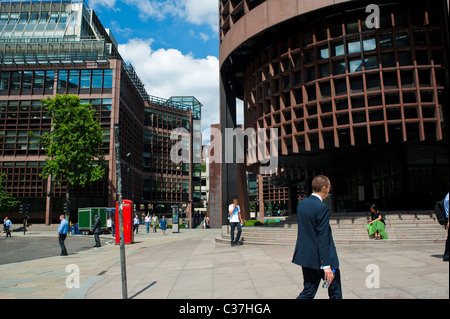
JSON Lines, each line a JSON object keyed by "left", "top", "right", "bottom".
{"left": 89, "top": 0, "right": 219, "bottom": 59}
{"left": 87, "top": 0, "right": 234, "bottom": 144}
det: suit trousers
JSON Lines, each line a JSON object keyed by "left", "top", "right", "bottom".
{"left": 94, "top": 233, "right": 101, "bottom": 247}
{"left": 59, "top": 234, "right": 68, "bottom": 255}
{"left": 297, "top": 267, "right": 342, "bottom": 299}
{"left": 444, "top": 227, "right": 449, "bottom": 260}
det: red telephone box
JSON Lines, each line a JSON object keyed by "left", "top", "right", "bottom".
{"left": 115, "top": 200, "right": 134, "bottom": 245}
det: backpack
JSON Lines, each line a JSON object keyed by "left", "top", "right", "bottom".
{"left": 434, "top": 199, "right": 448, "bottom": 226}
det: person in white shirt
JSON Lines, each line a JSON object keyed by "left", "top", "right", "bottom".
{"left": 228, "top": 198, "right": 243, "bottom": 247}
{"left": 145, "top": 213, "right": 151, "bottom": 233}
{"left": 134, "top": 214, "right": 140, "bottom": 234}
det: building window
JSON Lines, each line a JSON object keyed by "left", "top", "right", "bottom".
{"left": 319, "top": 46, "right": 329, "bottom": 59}
{"left": 103, "top": 70, "right": 113, "bottom": 88}
{"left": 381, "top": 53, "right": 396, "bottom": 68}
{"left": 333, "top": 43, "right": 345, "bottom": 56}
{"left": 45, "top": 71, "right": 55, "bottom": 90}
{"left": 347, "top": 39, "right": 361, "bottom": 54}
{"left": 349, "top": 58, "right": 363, "bottom": 73}
{"left": 11, "top": 72, "right": 21, "bottom": 90}
{"left": 68, "top": 70, "right": 80, "bottom": 89}
{"left": 396, "top": 31, "right": 410, "bottom": 47}
{"left": 22, "top": 71, "right": 33, "bottom": 90}
{"left": 56, "top": 69, "right": 113, "bottom": 93}
{"left": 398, "top": 52, "right": 412, "bottom": 66}
{"left": 58, "top": 70, "right": 68, "bottom": 90}
{"left": 92, "top": 70, "right": 103, "bottom": 89}
{"left": 363, "top": 38, "right": 376, "bottom": 51}
{"left": 364, "top": 55, "right": 378, "bottom": 70}
{"left": 33, "top": 71, "right": 45, "bottom": 90}
{"left": 379, "top": 33, "right": 393, "bottom": 48}
{"left": 0, "top": 72, "right": 9, "bottom": 91}
{"left": 333, "top": 60, "right": 346, "bottom": 75}
{"left": 80, "top": 70, "right": 91, "bottom": 89}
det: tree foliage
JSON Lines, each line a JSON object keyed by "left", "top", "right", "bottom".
{"left": 0, "top": 174, "right": 20, "bottom": 211}
{"left": 38, "top": 94, "right": 105, "bottom": 195}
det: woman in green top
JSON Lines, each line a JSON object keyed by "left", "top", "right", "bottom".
{"left": 367, "top": 204, "right": 388, "bottom": 240}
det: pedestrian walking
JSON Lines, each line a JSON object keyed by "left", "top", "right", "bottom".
{"left": 134, "top": 214, "right": 140, "bottom": 234}
{"left": 443, "top": 193, "right": 449, "bottom": 262}
{"left": 145, "top": 213, "right": 151, "bottom": 233}
{"left": 152, "top": 213, "right": 158, "bottom": 233}
{"left": 3, "top": 217, "right": 12, "bottom": 238}
{"left": 58, "top": 215, "right": 69, "bottom": 256}
{"left": 93, "top": 215, "right": 102, "bottom": 248}
{"left": 229, "top": 198, "right": 243, "bottom": 247}
{"left": 292, "top": 175, "right": 342, "bottom": 299}
{"left": 160, "top": 216, "right": 167, "bottom": 235}
{"left": 141, "top": 212, "right": 146, "bottom": 227}
{"left": 111, "top": 217, "right": 115, "bottom": 237}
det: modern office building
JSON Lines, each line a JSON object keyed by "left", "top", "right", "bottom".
{"left": 143, "top": 95, "right": 203, "bottom": 217}
{"left": 219, "top": 0, "right": 449, "bottom": 220}
{"left": 0, "top": 0, "right": 201, "bottom": 224}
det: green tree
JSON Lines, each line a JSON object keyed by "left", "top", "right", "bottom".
{"left": 0, "top": 174, "right": 20, "bottom": 212}
{"left": 38, "top": 94, "right": 105, "bottom": 219}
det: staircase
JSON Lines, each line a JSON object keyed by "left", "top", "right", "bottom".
{"left": 216, "top": 211, "right": 448, "bottom": 245}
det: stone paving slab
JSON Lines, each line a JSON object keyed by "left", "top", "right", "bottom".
{"left": 0, "top": 228, "right": 447, "bottom": 300}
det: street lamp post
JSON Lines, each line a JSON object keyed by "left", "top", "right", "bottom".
{"left": 114, "top": 124, "right": 128, "bottom": 300}
{"left": 126, "top": 152, "right": 131, "bottom": 200}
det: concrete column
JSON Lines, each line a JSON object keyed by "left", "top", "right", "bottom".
{"left": 220, "top": 69, "right": 241, "bottom": 225}
{"left": 288, "top": 185, "right": 298, "bottom": 216}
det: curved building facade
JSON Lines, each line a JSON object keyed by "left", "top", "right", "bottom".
{"left": 219, "top": 0, "right": 449, "bottom": 217}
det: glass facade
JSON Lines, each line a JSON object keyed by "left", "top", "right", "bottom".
{"left": 1, "top": 0, "right": 102, "bottom": 41}
{"left": 143, "top": 96, "right": 202, "bottom": 209}
{"left": 57, "top": 69, "right": 113, "bottom": 93}
{"left": 0, "top": 68, "right": 112, "bottom": 95}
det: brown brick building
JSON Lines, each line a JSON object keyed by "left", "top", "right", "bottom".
{"left": 220, "top": 0, "right": 449, "bottom": 221}
{"left": 0, "top": 0, "right": 201, "bottom": 224}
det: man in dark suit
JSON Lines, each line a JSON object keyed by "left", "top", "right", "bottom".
{"left": 292, "top": 175, "right": 342, "bottom": 299}
{"left": 93, "top": 215, "right": 102, "bottom": 248}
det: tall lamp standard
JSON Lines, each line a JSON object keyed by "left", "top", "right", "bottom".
{"left": 126, "top": 152, "right": 131, "bottom": 200}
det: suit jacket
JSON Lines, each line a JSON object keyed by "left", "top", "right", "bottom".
{"left": 93, "top": 217, "right": 102, "bottom": 234}
{"left": 292, "top": 195, "right": 339, "bottom": 270}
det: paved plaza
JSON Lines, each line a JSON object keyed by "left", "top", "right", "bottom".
{"left": 0, "top": 228, "right": 448, "bottom": 300}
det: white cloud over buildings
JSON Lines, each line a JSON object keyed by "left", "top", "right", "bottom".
{"left": 118, "top": 38, "right": 221, "bottom": 143}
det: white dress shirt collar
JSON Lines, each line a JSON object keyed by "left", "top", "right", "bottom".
{"left": 311, "top": 193, "right": 323, "bottom": 202}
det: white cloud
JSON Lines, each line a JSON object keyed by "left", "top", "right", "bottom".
{"left": 120, "top": 0, "right": 218, "bottom": 32}
{"left": 184, "top": 0, "right": 219, "bottom": 32}
{"left": 123, "top": 0, "right": 182, "bottom": 21}
{"left": 110, "top": 20, "right": 133, "bottom": 37}
{"left": 118, "top": 38, "right": 220, "bottom": 143}
{"left": 188, "top": 30, "right": 210, "bottom": 42}
{"left": 88, "top": 0, "right": 118, "bottom": 9}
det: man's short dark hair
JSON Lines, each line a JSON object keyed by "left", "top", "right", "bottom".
{"left": 311, "top": 175, "right": 330, "bottom": 193}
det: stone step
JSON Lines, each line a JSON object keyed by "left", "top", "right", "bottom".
{"left": 234, "top": 227, "right": 446, "bottom": 235}
{"left": 278, "top": 212, "right": 438, "bottom": 225}
{"left": 217, "top": 222, "right": 447, "bottom": 245}
{"left": 276, "top": 218, "right": 441, "bottom": 228}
